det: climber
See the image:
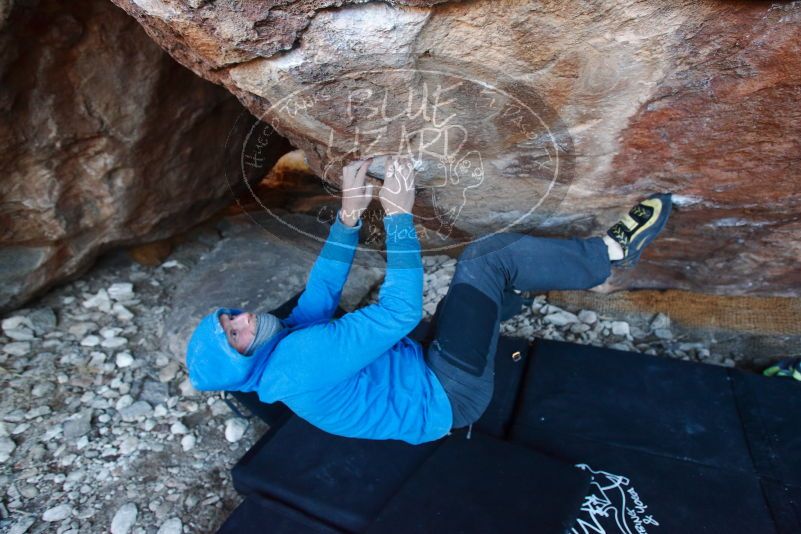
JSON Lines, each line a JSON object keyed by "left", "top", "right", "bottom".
{"left": 185, "top": 155, "right": 673, "bottom": 445}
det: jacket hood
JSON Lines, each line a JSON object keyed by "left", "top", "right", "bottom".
{"left": 185, "top": 307, "right": 287, "bottom": 393}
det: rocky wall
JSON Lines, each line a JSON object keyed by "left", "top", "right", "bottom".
{"left": 107, "top": 0, "right": 801, "bottom": 295}
{"left": 0, "top": 0, "right": 290, "bottom": 312}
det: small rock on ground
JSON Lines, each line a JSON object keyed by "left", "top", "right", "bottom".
{"left": 110, "top": 502, "right": 137, "bottom": 534}
{"left": 42, "top": 504, "right": 72, "bottom": 522}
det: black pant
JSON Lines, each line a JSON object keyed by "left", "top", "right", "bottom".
{"left": 424, "top": 232, "right": 612, "bottom": 428}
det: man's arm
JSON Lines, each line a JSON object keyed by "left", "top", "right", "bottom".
{"left": 272, "top": 212, "right": 423, "bottom": 390}
{"left": 283, "top": 159, "right": 374, "bottom": 327}
{"left": 283, "top": 209, "right": 362, "bottom": 328}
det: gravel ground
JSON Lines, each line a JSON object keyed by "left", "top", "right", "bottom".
{"left": 1, "top": 222, "right": 739, "bottom": 534}
{"left": 0, "top": 223, "right": 269, "bottom": 534}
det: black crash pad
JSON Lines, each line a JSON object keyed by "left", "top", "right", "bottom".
{"left": 366, "top": 432, "right": 590, "bottom": 533}
{"left": 231, "top": 417, "right": 439, "bottom": 533}
{"left": 731, "top": 371, "right": 801, "bottom": 486}
{"left": 218, "top": 293, "right": 801, "bottom": 534}
{"left": 217, "top": 493, "right": 342, "bottom": 534}
{"left": 535, "top": 436, "right": 775, "bottom": 533}
{"left": 761, "top": 480, "right": 801, "bottom": 534}
{"left": 732, "top": 371, "right": 801, "bottom": 533}
{"left": 229, "top": 417, "right": 591, "bottom": 534}
{"left": 512, "top": 339, "right": 752, "bottom": 470}
{"left": 511, "top": 339, "right": 800, "bottom": 533}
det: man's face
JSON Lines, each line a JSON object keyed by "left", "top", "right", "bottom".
{"left": 218, "top": 312, "right": 256, "bottom": 354}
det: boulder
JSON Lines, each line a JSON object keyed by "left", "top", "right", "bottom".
{"left": 108, "top": 0, "right": 801, "bottom": 295}
{"left": 0, "top": 0, "right": 291, "bottom": 312}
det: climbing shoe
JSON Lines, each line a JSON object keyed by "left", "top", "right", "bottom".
{"left": 763, "top": 358, "right": 801, "bottom": 381}
{"left": 606, "top": 193, "right": 673, "bottom": 268}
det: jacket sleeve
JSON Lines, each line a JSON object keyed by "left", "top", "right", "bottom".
{"left": 273, "top": 212, "right": 424, "bottom": 390}
{"left": 283, "top": 209, "right": 362, "bottom": 328}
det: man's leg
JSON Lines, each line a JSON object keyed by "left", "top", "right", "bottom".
{"left": 426, "top": 193, "right": 674, "bottom": 429}
{"left": 425, "top": 233, "right": 612, "bottom": 428}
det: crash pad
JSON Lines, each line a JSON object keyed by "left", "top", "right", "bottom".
{"left": 218, "top": 295, "right": 801, "bottom": 533}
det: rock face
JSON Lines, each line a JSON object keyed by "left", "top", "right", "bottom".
{"left": 0, "top": 0, "right": 291, "bottom": 312}
{"left": 107, "top": 0, "right": 801, "bottom": 296}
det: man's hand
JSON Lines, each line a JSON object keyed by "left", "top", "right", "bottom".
{"left": 379, "top": 156, "right": 416, "bottom": 216}
{"left": 340, "top": 158, "right": 375, "bottom": 227}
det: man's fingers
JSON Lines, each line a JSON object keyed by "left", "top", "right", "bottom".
{"left": 382, "top": 158, "right": 402, "bottom": 194}
{"left": 341, "top": 162, "right": 354, "bottom": 188}
{"left": 384, "top": 156, "right": 395, "bottom": 179}
{"left": 342, "top": 158, "right": 374, "bottom": 195}
{"left": 355, "top": 158, "right": 372, "bottom": 185}
{"left": 397, "top": 158, "right": 415, "bottom": 188}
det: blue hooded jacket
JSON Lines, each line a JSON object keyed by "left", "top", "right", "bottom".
{"left": 185, "top": 211, "right": 453, "bottom": 445}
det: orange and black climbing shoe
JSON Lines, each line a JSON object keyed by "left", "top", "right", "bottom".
{"left": 606, "top": 193, "right": 673, "bottom": 269}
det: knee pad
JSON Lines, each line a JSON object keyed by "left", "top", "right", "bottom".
{"left": 434, "top": 283, "right": 499, "bottom": 377}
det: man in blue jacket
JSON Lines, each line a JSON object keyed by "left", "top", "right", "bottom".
{"left": 186, "top": 155, "right": 672, "bottom": 445}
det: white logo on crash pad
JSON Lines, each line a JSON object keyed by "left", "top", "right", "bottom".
{"left": 571, "top": 464, "right": 660, "bottom": 534}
